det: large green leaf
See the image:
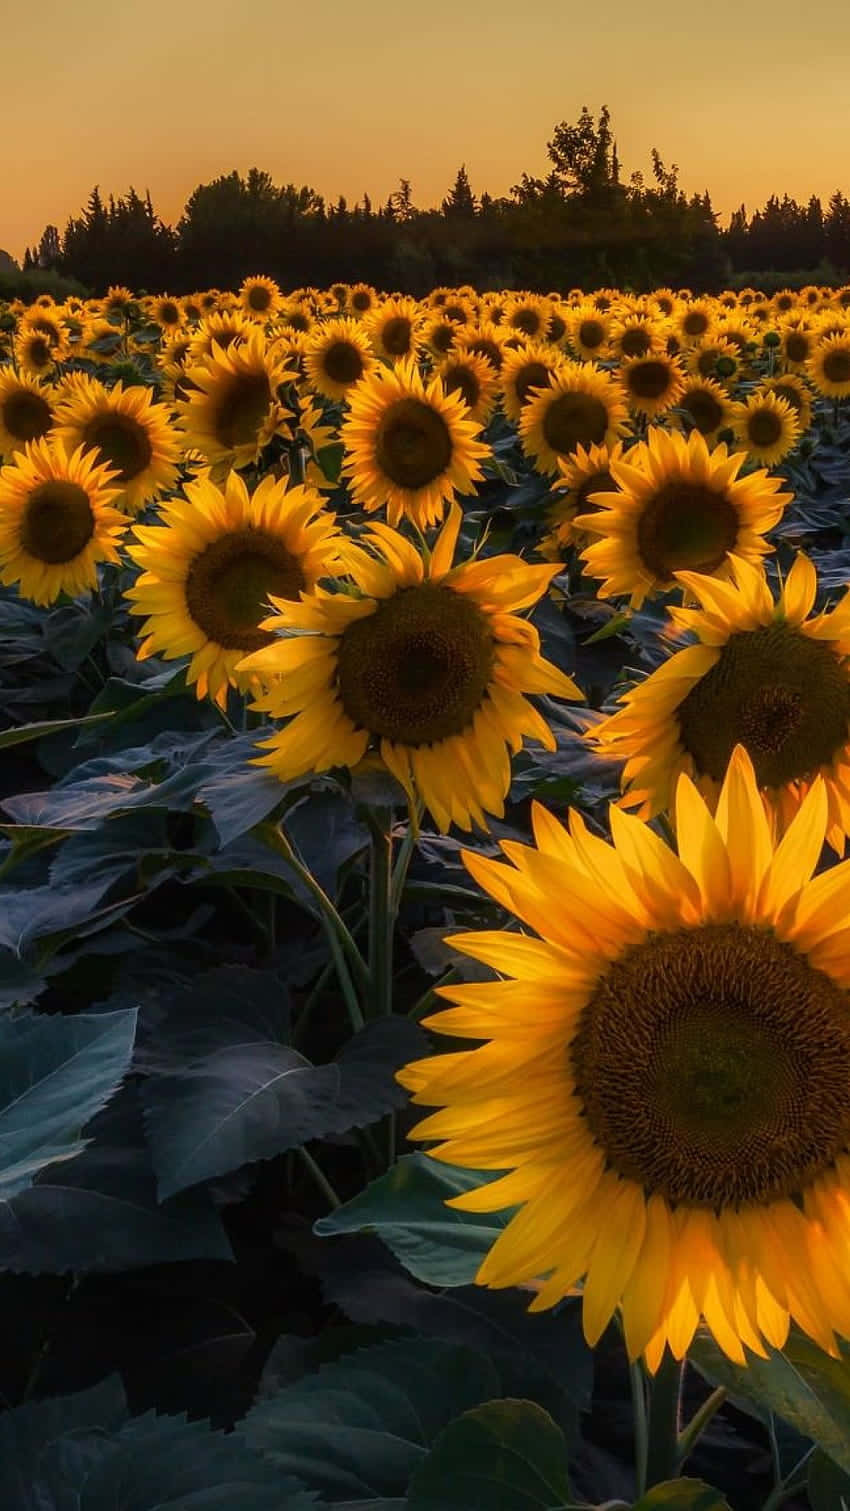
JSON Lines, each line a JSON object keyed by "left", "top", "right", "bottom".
{"left": 689, "top": 1325, "right": 850, "bottom": 1473}
{"left": 633, "top": 1480, "right": 731, "bottom": 1509}
{"left": 406, "top": 1399, "right": 573, "bottom": 1510}
{"left": 808, "top": 1447, "right": 850, "bottom": 1510}
{"left": 0, "top": 711, "right": 114, "bottom": 750}
{"left": 314, "top": 1152, "right": 514, "bottom": 1286}
{"left": 244, "top": 1336, "right": 501, "bottom": 1501}
{"left": 0, "top": 1008, "right": 137, "bottom": 1198}
{"left": 0, "top": 1379, "right": 315, "bottom": 1510}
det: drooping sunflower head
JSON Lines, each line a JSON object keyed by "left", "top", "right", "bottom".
{"left": 340, "top": 358, "right": 490, "bottom": 529}
{"left": 238, "top": 502, "right": 583, "bottom": 830}
{"left": 0, "top": 369, "right": 55, "bottom": 460}
{"left": 103, "top": 285, "right": 134, "bottom": 319}
{"left": 0, "top": 437, "right": 127, "bottom": 606}
{"left": 518, "top": 362, "right": 630, "bottom": 477}
{"left": 397, "top": 741, "right": 850, "bottom": 1367}
{"left": 435, "top": 351, "right": 502, "bottom": 428}
{"left": 239, "top": 275, "right": 282, "bottom": 321}
{"left": 589, "top": 551, "right": 850, "bottom": 853}
{"left": 178, "top": 332, "right": 297, "bottom": 474}
{"left": 53, "top": 376, "right": 182, "bottom": 515}
{"left": 125, "top": 470, "right": 343, "bottom": 709}
{"left": 671, "top": 376, "right": 733, "bottom": 444}
{"left": 499, "top": 341, "right": 567, "bottom": 423}
{"left": 620, "top": 352, "right": 686, "bottom": 419}
{"left": 575, "top": 426, "right": 792, "bottom": 610}
{"left": 303, "top": 317, "right": 376, "bottom": 402}
{"left": 731, "top": 389, "right": 802, "bottom": 466}
{"left": 808, "top": 333, "right": 850, "bottom": 398}
{"left": 363, "top": 297, "right": 425, "bottom": 363}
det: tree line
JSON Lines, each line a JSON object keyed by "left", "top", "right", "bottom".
{"left": 13, "top": 107, "right": 850, "bottom": 299}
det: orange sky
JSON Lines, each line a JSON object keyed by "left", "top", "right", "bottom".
{"left": 5, "top": 0, "right": 850, "bottom": 264}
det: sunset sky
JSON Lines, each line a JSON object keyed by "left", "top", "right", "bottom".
{"left": 6, "top": 0, "right": 850, "bottom": 263}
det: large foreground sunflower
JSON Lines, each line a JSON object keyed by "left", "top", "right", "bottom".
{"left": 589, "top": 551, "right": 850, "bottom": 852}
{"left": 53, "top": 376, "right": 182, "bottom": 515}
{"left": 398, "top": 744, "right": 850, "bottom": 1369}
{"left": 125, "top": 470, "right": 343, "bottom": 709}
{"left": 574, "top": 427, "right": 792, "bottom": 610}
{"left": 0, "top": 438, "right": 127, "bottom": 605}
{"left": 340, "top": 359, "right": 490, "bottom": 530}
{"left": 238, "top": 503, "right": 583, "bottom": 831}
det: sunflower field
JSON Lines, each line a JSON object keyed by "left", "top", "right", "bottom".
{"left": 5, "top": 276, "right": 850, "bottom": 1509}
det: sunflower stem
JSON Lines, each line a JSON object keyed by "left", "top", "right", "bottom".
{"left": 675, "top": 1384, "right": 727, "bottom": 1470}
{"left": 643, "top": 1349, "right": 683, "bottom": 1491}
{"left": 367, "top": 806, "right": 394, "bottom": 1018}
{"left": 628, "top": 1356, "right": 649, "bottom": 1495}
{"left": 297, "top": 1145, "right": 341, "bottom": 1209}
{"left": 258, "top": 820, "right": 370, "bottom": 1006}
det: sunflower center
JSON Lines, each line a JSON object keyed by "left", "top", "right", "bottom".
{"left": 375, "top": 398, "right": 453, "bottom": 490}
{"left": 676, "top": 622, "right": 850, "bottom": 787}
{"left": 635, "top": 481, "right": 738, "bottom": 582}
{"left": 160, "top": 302, "right": 180, "bottom": 325}
{"left": 628, "top": 360, "right": 672, "bottom": 399}
{"left": 747, "top": 408, "right": 783, "bottom": 447}
{"left": 444, "top": 366, "right": 481, "bottom": 410}
{"left": 771, "top": 384, "right": 803, "bottom": 415}
{"left": 681, "top": 388, "right": 724, "bottom": 433}
{"left": 20, "top": 481, "right": 95, "bottom": 564}
{"left": 578, "top": 319, "right": 606, "bottom": 349}
{"left": 514, "top": 362, "right": 552, "bottom": 404}
{"left": 541, "top": 392, "right": 609, "bottom": 457}
{"left": 213, "top": 374, "right": 272, "bottom": 449}
{"left": 511, "top": 309, "right": 542, "bottom": 336}
{"left": 621, "top": 327, "right": 652, "bottom": 357}
{"left": 683, "top": 310, "right": 710, "bottom": 336}
{"left": 381, "top": 317, "right": 413, "bottom": 356}
{"left": 695, "top": 348, "right": 719, "bottom": 378}
{"left": 2, "top": 390, "right": 52, "bottom": 442}
{"left": 548, "top": 314, "right": 567, "bottom": 343}
{"left": 431, "top": 324, "right": 456, "bottom": 353}
{"left": 823, "top": 349, "right": 850, "bottom": 384}
{"left": 82, "top": 413, "right": 153, "bottom": 482}
{"left": 571, "top": 923, "right": 850, "bottom": 1209}
{"left": 785, "top": 333, "right": 810, "bottom": 363}
{"left": 336, "top": 582, "right": 494, "bottom": 746}
{"left": 27, "top": 337, "right": 52, "bottom": 366}
{"left": 351, "top": 291, "right": 372, "bottom": 311}
{"left": 467, "top": 339, "right": 503, "bottom": 371}
{"left": 323, "top": 340, "right": 365, "bottom": 384}
{"left": 248, "top": 286, "right": 272, "bottom": 312}
{"left": 184, "top": 528, "right": 306, "bottom": 651}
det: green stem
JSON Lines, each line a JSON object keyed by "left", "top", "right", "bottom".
{"left": 644, "top": 1349, "right": 683, "bottom": 1491}
{"left": 629, "top": 1356, "right": 649, "bottom": 1496}
{"left": 298, "top": 1145, "right": 341, "bottom": 1209}
{"left": 367, "top": 807, "right": 394, "bottom": 1018}
{"left": 322, "top": 914, "right": 365, "bottom": 1033}
{"left": 259, "top": 821, "right": 370, "bottom": 993}
{"left": 676, "top": 1385, "right": 727, "bottom": 1470}
{"left": 389, "top": 798, "right": 424, "bottom": 916}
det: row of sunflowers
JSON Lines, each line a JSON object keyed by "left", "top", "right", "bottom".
{"left": 5, "top": 274, "right": 850, "bottom": 1505}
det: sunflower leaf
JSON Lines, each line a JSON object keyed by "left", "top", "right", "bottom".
{"left": 406, "top": 1398, "right": 574, "bottom": 1510}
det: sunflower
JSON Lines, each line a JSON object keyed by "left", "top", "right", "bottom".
{"left": 620, "top": 353, "right": 686, "bottom": 420}
{"left": 762, "top": 373, "right": 813, "bottom": 432}
{"left": 652, "top": 288, "right": 677, "bottom": 319}
{"left": 125, "top": 469, "right": 342, "bottom": 709}
{"left": 519, "top": 363, "right": 630, "bottom": 478}
{"left": 453, "top": 321, "right": 511, "bottom": 373}
{"left": 685, "top": 336, "right": 742, "bottom": 386}
{"left": 609, "top": 314, "right": 667, "bottom": 362}
{"left": 238, "top": 503, "right": 583, "bottom": 831}
{"left": 424, "top": 315, "right": 461, "bottom": 359}
{"left": 339, "top": 358, "right": 490, "bottom": 530}
{"left": 53, "top": 376, "right": 182, "bottom": 516}
{"left": 771, "top": 290, "right": 798, "bottom": 316}
{"left": 574, "top": 427, "right": 792, "bottom": 611}
{"left": 731, "top": 389, "right": 802, "bottom": 466}
{"left": 151, "top": 295, "right": 185, "bottom": 335}
{"left": 181, "top": 295, "right": 202, "bottom": 323}
{"left": 778, "top": 320, "right": 816, "bottom": 373}
{"left": 808, "top": 333, "right": 850, "bottom": 398}
{"left": 500, "top": 342, "right": 567, "bottom": 424}
{"left": 569, "top": 306, "right": 612, "bottom": 362}
{"left": 18, "top": 307, "right": 70, "bottom": 355}
{"left": 546, "top": 304, "right": 570, "bottom": 348}
{"left": 541, "top": 440, "right": 627, "bottom": 556}
{"left": 178, "top": 332, "right": 297, "bottom": 475}
{"left": 503, "top": 295, "right": 551, "bottom": 341}
{"left": 14, "top": 328, "right": 58, "bottom": 378}
{"left": 589, "top": 551, "right": 850, "bottom": 855}
{"left": 714, "top": 317, "right": 756, "bottom": 358}
{"left": 303, "top": 317, "right": 376, "bottom": 402}
{"left": 347, "top": 283, "right": 378, "bottom": 318}
{"left": 0, "top": 437, "right": 127, "bottom": 605}
{"left": 674, "top": 299, "right": 715, "bottom": 346}
{"left": 397, "top": 741, "right": 850, "bottom": 1369}
{"left": 240, "top": 275, "right": 282, "bottom": 321}
{"left": 0, "top": 370, "right": 55, "bottom": 459}
{"left": 435, "top": 351, "right": 501, "bottom": 428}
{"left": 364, "top": 297, "right": 424, "bottom": 363}
{"left": 102, "top": 286, "right": 134, "bottom": 320}
{"left": 188, "top": 311, "right": 257, "bottom": 366}
{"left": 671, "top": 377, "right": 734, "bottom": 445}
